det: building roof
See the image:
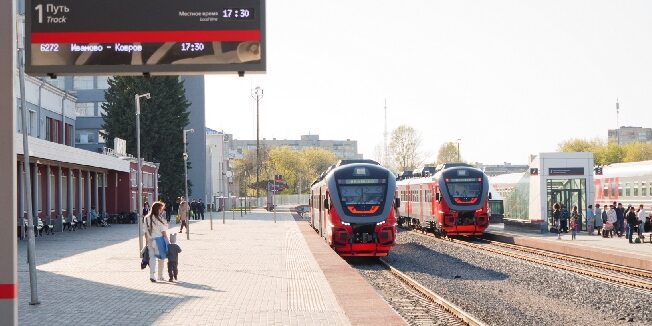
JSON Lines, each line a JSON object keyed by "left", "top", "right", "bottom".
{"left": 16, "top": 134, "right": 130, "bottom": 172}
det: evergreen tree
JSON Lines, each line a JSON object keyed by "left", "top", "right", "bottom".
{"left": 101, "top": 76, "right": 191, "bottom": 200}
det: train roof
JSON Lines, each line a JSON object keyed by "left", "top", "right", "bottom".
{"left": 599, "top": 160, "right": 652, "bottom": 178}
{"left": 336, "top": 159, "right": 380, "bottom": 166}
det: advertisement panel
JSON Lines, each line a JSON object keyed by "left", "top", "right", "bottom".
{"left": 26, "top": 0, "right": 265, "bottom": 75}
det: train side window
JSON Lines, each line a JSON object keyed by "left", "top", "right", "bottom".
{"left": 642, "top": 182, "right": 647, "bottom": 197}
{"left": 618, "top": 183, "right": 623, "bottom": 197}
{"left": 603, "top": 185, "right": 608, "bottom": 197}
{"left": 634, "top": 182, "right": 639, "bottom": 197}
{"left": 625, "top": 183, "right": 630, "bottom": 197}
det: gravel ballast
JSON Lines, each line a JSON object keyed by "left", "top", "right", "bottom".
{"left": 380, "top": 231, "right": 652, "bottom": 326}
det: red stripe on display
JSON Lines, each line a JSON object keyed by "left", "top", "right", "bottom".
{"left": 0, "top": 284, "right": 17, "bottom": 299}
{"left": 31, "top": 30, "right": 260, "bottom": 43}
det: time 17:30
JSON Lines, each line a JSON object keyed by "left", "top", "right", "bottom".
{"left": 180, "top": 43, "right": 206, "bottom": 52}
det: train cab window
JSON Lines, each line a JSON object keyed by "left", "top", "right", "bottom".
{"left": 625, "top": 183, "right": 630, "bottom": 197}
{"left": 634, "top": 182, "right": 639, "bottom": 197}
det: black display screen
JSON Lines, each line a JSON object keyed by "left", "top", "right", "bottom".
{"left": 26, "top": 0, "right": 265, "bottom": 75}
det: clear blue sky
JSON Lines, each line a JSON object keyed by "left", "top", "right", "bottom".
{"left": 205, "top": 0, "right": 652, "bottom": 165}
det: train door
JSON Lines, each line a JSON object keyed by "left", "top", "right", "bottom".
{"left": 319, "top": 188, "right": 323, "bottom": 237}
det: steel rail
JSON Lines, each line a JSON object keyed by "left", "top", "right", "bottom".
{"left": 378, "top": 258, "right": 487, "bottom": 326}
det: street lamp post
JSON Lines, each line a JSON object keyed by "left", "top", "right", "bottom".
{"left": 135, "top": 93, "right": 150, "bottom": 254}
{"left": 183, "top": 128, "right": 194, "bottom": 240}
{"left": 456, "top": 138, "right": 461, "bottom": 162}
{"left": 251, "top": 87, "right": 263, "bottom": 205}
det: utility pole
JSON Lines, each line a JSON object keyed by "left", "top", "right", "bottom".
{"left": 616, "top": 99, "right": 620, "bottom": 145}
{"left": 457, "top": 139, "right": 461, "bottom": 162}
{"left": 251, "top": 87, "right": 263, "bottom": 204}
{"left": 135, "top": 93, "right": 150, "bottom": 254}
{"left": 183, "top": 128, "right": 194, "bottom": 240}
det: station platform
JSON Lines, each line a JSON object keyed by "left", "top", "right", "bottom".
{"left": 17, "top": 208, "right": 404, "bottom": 326}
{"left": 486, "top": 223, "right": 652, "bottom": 272}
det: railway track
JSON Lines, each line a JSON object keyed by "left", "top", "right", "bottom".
{"left": 405, "top": 228, "right": 652, "bottom": 292}
{"left": 351, "top": 257, "right": 484, "bottom": 326}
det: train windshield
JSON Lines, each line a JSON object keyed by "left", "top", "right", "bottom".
{"left": 337, "top": 179, "right": 387, "bottom": 206}
{"left": 445, "top": 178, "right": 482, "bottom": 198}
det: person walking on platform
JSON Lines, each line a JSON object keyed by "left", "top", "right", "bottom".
{"left": 167, "top": 233, "right": 182, "bottom": 282}
{"left": 178, "top": 197, "right": 190, "bottom": 233}
{"left": 143, "top": 201, "right": 170, "bottom": 282}
{"left": 616, "top": 202, "right": 625, "bottom": 237}
{"left": 570, "top": 205, "right": 582, "bottom": 234}
{"left": 553, "top": 203, "right": 562, "bottom": 240}
{"left": 626, "top": 207, "right": 638, "bottom": 244}
{"left": 637, "top": 204, "right": 646, "bottom": 238}
{"left": 586, "top": 205, "right": 595, "bottom": 235}
{"left": 594, "top": 204, "right": 603, "bottom": 236}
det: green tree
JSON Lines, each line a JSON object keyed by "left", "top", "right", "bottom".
{"left": 435, "top": 142, "right": 461, "bottom": 164}
{"left": 622, "top": 142, "right": 652, "bottom": 162}
{"left": 102, "top": 76, "right": 190, "bottom": 200}
{"left": 557, "top": 138, "right": 603, "bottom": 153}
{"left": 389, "top": 125, "right": 422, "bottom": 172}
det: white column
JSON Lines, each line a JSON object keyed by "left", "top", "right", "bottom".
{"left": 78, "top": 169, "right": 83, "bottom": 218}
{"left": 86, "top": 170, "right": 91, "bottom": 225}
{"left": 93, "top": 171, "right": 99, "bottom": 216}
{"left": 45, "top": 165, "right": 51, "bottom": 223}
{"left": 68, "top": 169, "right": 73, "bottom": 218}
{"left": 57, "top": 166, "right": 63, "bottom": 229}
{"left": 102, "top": 173, "right": 107, "bottom": 215}
{"left": 18, "top": 164, "right": 24, "bottom": 221}
{"left": 32, "top": 163, "right": 39, "bottom": 225}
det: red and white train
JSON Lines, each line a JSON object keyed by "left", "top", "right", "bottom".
{"left": 594, "top": 160, "right": 652, "bottom": 207}
{"left": 310, "top": 160, "right": 398, "bottom": 257}
{"left": 396, "top": 163, "right": 491, "bottom": 236}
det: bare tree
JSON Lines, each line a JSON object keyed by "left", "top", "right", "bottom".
{"left": 389, "top": 125, "right": 422, "bottom": 172}
{"left": 435, "top": 142, "right": 460, "bottom": 164}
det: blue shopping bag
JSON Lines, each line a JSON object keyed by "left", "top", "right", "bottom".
{"left": 154, "top": 237, "right": 168, "bottom": 259}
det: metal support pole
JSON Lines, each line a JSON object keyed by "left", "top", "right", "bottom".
{"left": 209, "top": 205, "right": 213, "bottom": 230}
{"left": 135, "top": 95, "right": 143, "bottom": 253}
{"left": 1, "top": 0, "right": 18, "bottom": 320}
{"left": 251, "top": 87, "right": 263, "bottom": 202}
{"left": 18, "top": 24, "right": 40, "bottom": 305}
{"left": 183, "top": 128, "right": 193, "bottom": 240}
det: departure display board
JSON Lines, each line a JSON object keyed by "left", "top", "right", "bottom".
{"left": 25, "top": 0, "right": 266, "bottom": 75}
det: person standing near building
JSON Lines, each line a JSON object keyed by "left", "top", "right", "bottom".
{"left": 616, "top": 202, "right": 625, "bottom": 237}
{"left": 570, "top": 205, "right": 580, "bottom": 239}
{"left": 560, "top": 204, "right": 569, "bottom": 233}
{"left": 626, "top": 206, "right": 638, "bottom": 244}
{"left": 178, "top": 197, "right": 190, "bottom": 233}
{"left": 199, "top": 199, "right": 205, "bottom": 220}
{"left": 586, "top": 205, "right": 595, "bottom": 235}
{"left": 143, "top": 201, "right": 169, "bottom": 282}
{"left": 637, "top": 204, "right": 646, "bottom": 238}
{"left": 593, "top": 204, "right": 603, "bottom": 236}
{"left": 606, "top": 205, "right": 617, "bottom": 238}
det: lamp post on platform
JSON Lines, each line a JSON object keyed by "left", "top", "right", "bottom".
{"left": 183, "top": 128, "right": 194, "bottom": 240}
{"left": 135, "top": 93, "right": 150, "bottom": 254}
{"left": 456, "top": 138, "right": 461, "bottom": 162}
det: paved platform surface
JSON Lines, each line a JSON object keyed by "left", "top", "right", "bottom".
{"left": 487, "top": 223, "right": 652, "bottom": 271}
{"left": 17, "top": 209, "right": 402, "bottom": 325}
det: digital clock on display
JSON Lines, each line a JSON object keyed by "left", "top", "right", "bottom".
{"left": 180, "top": 43, "right": 206, "bottom": 52}
{"left": 221, "top": 8, "right": 254, "bottom": 20}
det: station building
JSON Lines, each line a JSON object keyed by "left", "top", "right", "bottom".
{"left": 490, "top": 152, "right": 595, "bottom": 232}
{"left": 15, "top": 72, "right": 158, "bottom": 228}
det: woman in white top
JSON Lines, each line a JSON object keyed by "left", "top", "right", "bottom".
{"left": 144, "top": 201, "right": 169, "bottom": 282}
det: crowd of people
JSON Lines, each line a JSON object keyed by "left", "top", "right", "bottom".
{"left": 552, "top": 201, "right": 650, "bottom": 243}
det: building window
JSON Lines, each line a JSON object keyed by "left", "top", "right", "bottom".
{"left": 75, "top": 102, "right": 95, "bottom": 117}
{"left": 73, "top": 76, "right": 94, "bottom": 90}
{"left": 96, "top": 76, "right": 111, "bottom": 89}
{"left": 45, "top": 77, "right": 65, "bottom": 89}
{"left": 75, "top": 129, "right": 97, "bottom": 144}
{"left": 28, "top": 110, "right": 37, "bottom": 136}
